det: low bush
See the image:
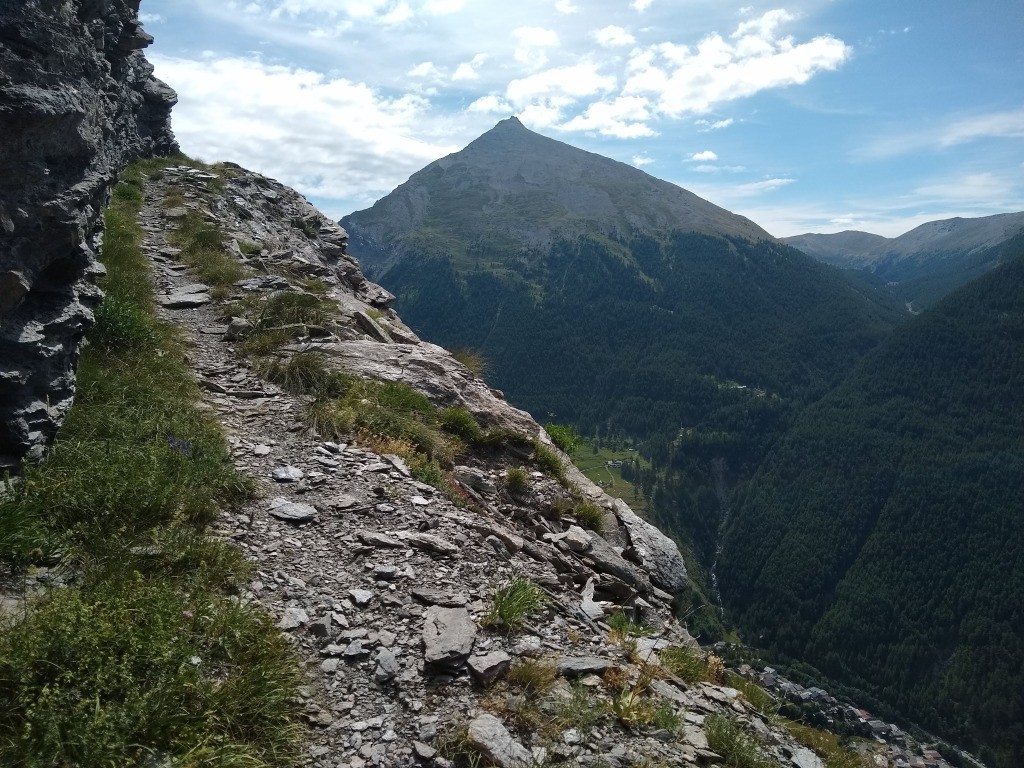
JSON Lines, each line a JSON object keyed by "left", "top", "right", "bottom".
{"left": 705, "top": 714, "right": 781, "bottom": 768}
{"left": 504, "top": 466, "right": 530, "bottom": 495}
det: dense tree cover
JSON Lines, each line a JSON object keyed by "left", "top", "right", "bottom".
{"left": 718, "top": 238, "right": 1024, "bottom": 767}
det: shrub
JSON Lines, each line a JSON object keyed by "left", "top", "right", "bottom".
{"left": 573, "top": 499, "right": 605, "bottom": 533}
{"left": 258, "top": 352, "right": 349, "bottom": 398}
{"left": 705, "top": 714, "right": 780, "bottom": 768}
{"left": 659, "top": 645, "right": 707, "bottom": 683}
{"left": 532, "top": 440, "right": 566, "bottom": 483}
{"left": 504, "top": 467, "right": 529, "bottom": 495}
{"left": 607, "top": 610, "right": 652, "bottom": 637}
{"left": 440, "top": 407, "right": 483, "bottom": 443}
{"left": 450, "top": 347, "right": 489, "bottom": 377}
{"left": 545, "top": 422, "right": 582, "bottom": 454}
{"left": 484, "top": 576, "right": 546, "bottom": 631}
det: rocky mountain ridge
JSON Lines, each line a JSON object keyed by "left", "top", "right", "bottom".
{"left": 134, "top": 160, "right": 844, "bottom": 767}
{"left": 0, "top": 0, "right": 176, "bottom": 465}
{"left": 783, "top": 212, "right": 1024, "bottom": 307}
{"left": 343, "top": 117, "right": 772, "bottom": 282}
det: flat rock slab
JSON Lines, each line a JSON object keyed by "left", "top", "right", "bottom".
{"left": 268, "top": 497, "right": 317, "bottom": 522}
{"left": 791, "top": 747, "right": 825, "bottom": 768}
{"left": 358, "top": 530, "right": 405, "bottom": 548}
{"left": 467, "top": 714, "right": 534, "bottom": 768}
{"left": 557, "top": 656, "right": 616, "bottom": 677}
{"left": 160, "top": 291, "right": 212, "bottom": 308}
{"left": 422, "top": 606, "right": 476, "bottom": 671}
{"left": 398, "top": 531, "right": 459, "bottom": 556}
{"left": 411, "top": 587, "right": 469, "bottom": 607}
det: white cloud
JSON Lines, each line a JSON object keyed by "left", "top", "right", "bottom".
{"left": 735, "top": 177, "right": 795, "bottom": 194}
{"left": 690, "top": 150, "right": 718, "bottom": 161}
{"left": 632, "top": 153, "right": 654, "bottom": 166}
{"left": 513, "top": 26, "right": 560, "bottom": 68}
{"left": 506, "top": 63, "right": 616, "bottom": 106}
{"left": 424, "top": 0, "right": 465, "bottom": 13}
{"left": 139, "top": 12, "right": 163, "bottom": 23}
{"left": 467, "top": 94, "right": 513, "bottom": 113}
{"left": 696, "top": 117, "right": 734, "bottom": 131}
{"left": 632, "top": 0, "right": 653, "bottom": 11}
{"left": 594, "top": 25, "right": 636, "bottom": 48}
{"left": 554, "top": 0, "right": 579, "bottom": 12}
{"left": 408, "top": 61, "right": 442, "bottom": 78}
{"left": 151, "top": 54, "right": 456, "bottom": 208}
{"left": 623, "top": 10, "right": 849, "bottom": 117}
{"left": 557, "top": 96, "right": 656, "bottom": 138}
{"left": 861, "top": 108, "right": 1024, "bottom": 159}
{"left": 914, "top": 172, "right": 1016, "bottom": 202}
{"left": 452, "top": 54, "right": 487, "bottom": 82}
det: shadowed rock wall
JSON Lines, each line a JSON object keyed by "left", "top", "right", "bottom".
{"left": 0, "top": 0, "right": 177, "bottom": 464}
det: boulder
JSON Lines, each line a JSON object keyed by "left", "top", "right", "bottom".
{"left": 467, "top": 714, "right": 534, "bottom": 768}
{"left": 422, "top": 606, "right": 476, "bottom": 671}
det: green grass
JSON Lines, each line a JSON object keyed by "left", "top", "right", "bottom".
{"left": 450, "top": 347, "right": 489, "bottom": 377}
{"left": 504, "top": 466, "right": 530, "bottom": 495}
{"left": 545, "top": 422, "right": 582, "bottom": 454}
{"left": 170, "top": 209, "right": 248, "bottom": 292}
{"left": 573, "top": 498, "right": 605, "bottom": 533}
{"left": 726, "top": 672, "right": 780, "bottom": 719}
{"left": 607, "top": 610, "right": 653, "bottom": 637}
{"left": 705, "top": 714, "right": 782, "bottom": 768}
{"left": 505, "top": 658, "right": 558, "bottom": 694}
{"left": 781, "top": 720, "right": 870, "bottom": 768}
{"left": 658, "top": 645, "right": 709, "bottom": 684}
{"left": 484, "top": 576, "right": 546, "bottom": 631}
{"left": 0, "top": 159, "right": 302, "bottom": 766}
{"left": 571, "top": 444, "right": 648, "bottom": 508}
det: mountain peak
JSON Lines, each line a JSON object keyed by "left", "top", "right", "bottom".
{"left": 344, "top": 120, "right": 772, "bottom": 259}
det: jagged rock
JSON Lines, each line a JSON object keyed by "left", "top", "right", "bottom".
{"left": 579, "top": 577, "right": 605, "bottom": 620}
{"left": 581, "top": 532, "right": 648, "bottom": 591}
{"left": 422, "top": 606, "right": 476, "bottom": 671}
{"left": 0, "top": 1, "right": 176, "bottom": 461}
{"left": 468, "top": 650, "right": 512, "bottom": 686}
{"left": 278, "top": 606, "right": 308, "bottom": 630}
{"left": 684, "top": 725, "right": 709, "bottom": 750}
{"left": 557, "top": 657, "right": 615, "bottom": 676}
{"left": 467, "top": 714, "right": 534, "bottom": 768}
{"left": 374, "top": 648, "right": 401, "bottom": 683}
{"left": 397, "top": 531, "right": 459, "bottom": 556}
{"left": 455, "top": 466, "right": 497, "bottom": 495}
{"left": 358, "top": 530, "right": 404, "bottom": 548}
{"left": 349, "top": 588, "right": 374, "bottom": 607}
{"left": 791, "top": 748, "right": 825, "bottom": 768}
{"left": 272, "top": 465, "right": 304, "bottom": 482}
{"left": 612, "top": 499, "right": 688, "bottom": 593}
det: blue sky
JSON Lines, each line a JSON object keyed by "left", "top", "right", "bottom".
{"left": 142, "top": 0, "right": 1024, "bottom": 237}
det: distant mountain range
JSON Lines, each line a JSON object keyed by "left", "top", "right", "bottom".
{"left": 784, "top": 212, "right": 1024, "bottom": 308}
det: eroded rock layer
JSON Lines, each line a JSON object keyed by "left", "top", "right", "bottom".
{"left": 0, "top": 0, "right": 176, "bottom": 463}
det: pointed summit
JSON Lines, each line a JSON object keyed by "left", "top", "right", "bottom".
{"left": 343, "top": 120, "right": 770, "bottom": 265}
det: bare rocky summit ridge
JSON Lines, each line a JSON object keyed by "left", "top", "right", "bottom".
{"left": 343, "top": 117, "right": 773, "bottom": 282}
{"left": 0, "top": 0, "right": 177, "bottom": 464}
{"left": 138, "top": 162, "right": 834, "bottom": 767}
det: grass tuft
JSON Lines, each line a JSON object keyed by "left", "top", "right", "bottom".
{"left": 505, "top": 658, "right": 558, "bottom": 694}
{"left": 705, "top": 713, "right": 781, "bottom": 768}
{"left": 504, "top": 466, "right": 530, "bottom": 495}
{"left": 658, "top": 645, "right": 708, "bottom": 683}
{"left": 484, "top": 576, "right": 546, "bottom": 631}
{"left": 450, "top": 347, "right": 489, "bottom": 377}
{"left": 573, "top": 499, "right": 605, "bottom": 533}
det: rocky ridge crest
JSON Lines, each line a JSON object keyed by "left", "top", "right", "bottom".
{"left": 140, "top": 161, "right": 832, "bottom": 768}
{"left": 0, "top": 0, "right": 176, "bottom": 464}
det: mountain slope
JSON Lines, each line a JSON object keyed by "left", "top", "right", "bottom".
{"left": 344, "top": 116, "right": 771, "bottom": 281}
{"left": 719, "top": 232, "right": 1024, "bottom": 767}
{"left": 784, "top": 212, "right": 1024, "bottom": 308}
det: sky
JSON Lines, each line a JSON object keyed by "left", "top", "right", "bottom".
{"left": 141, "top": 0, "right": 1024, "bottom": 238}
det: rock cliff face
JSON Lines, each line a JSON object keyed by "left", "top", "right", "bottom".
{"left": 0, "top": 0, "right": 177, "bottom": 465}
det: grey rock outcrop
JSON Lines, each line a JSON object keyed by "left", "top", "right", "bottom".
{"left": 0, "top": 0, "right": 177, "bottom": 463}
